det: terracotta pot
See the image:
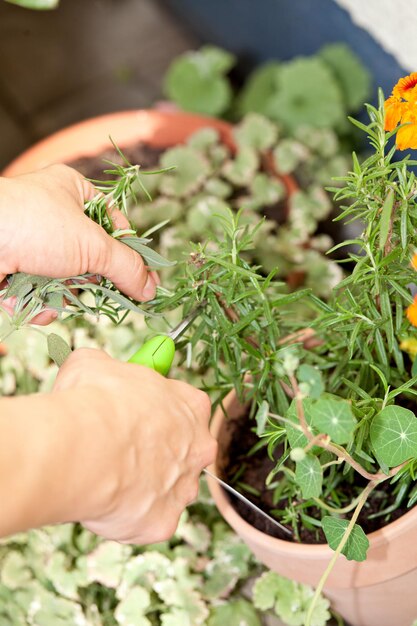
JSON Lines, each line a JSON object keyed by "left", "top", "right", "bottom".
{"left": 207, "top": 390, "right": 417, "bottom": 626}
{"left": 3, "top": 110, "right": 296, "bottom": 202}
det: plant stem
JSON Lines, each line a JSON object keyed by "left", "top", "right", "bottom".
{"left": 305, "top": 480, "right": 376, "bottom": 626}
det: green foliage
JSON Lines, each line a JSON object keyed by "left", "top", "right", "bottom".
{"left": 310, "top": 397, "right": 355, "bottom": 445}
{"left": 129, "top": 116, "right": 342, "bottom": 297}
{"left": 47, "top": 333, "right": 71, "bottom": 367}
{"left": 370, "top": 406, "right": 417, "bottom": 467}
{"left": 295, "top": 455, "right": 323, "bottom": 499}
{"left": 5, "top": 0, "right": 59, "bottom": 8}
{"left": 260, "top": 57, "right": 345, "bottom": 132}
{"left": 208, "top": 599, "right": 261, "bottom": 626}
{"left": 322, "top": 517, "right": 369, "bottom": 561}
{"left": 165, "top": 44, "right": 371, "bottom": 142}
{"left": 164, "top": 45, "right": 235, "bottom": 116}
{"left": 318, "top": 43, "right": 372, "bottom": 112}
{"left": 253, "top": 571, "right": 331, "bottom": 626}
{"left": 147, "top": 95, "right": 417, "bottom": 581}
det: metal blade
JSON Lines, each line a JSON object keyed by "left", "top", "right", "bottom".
{"left": 203, "top": 469, "right": 292, "bottom": 537}
{"left": 168, "top": 300, "right": 207, "bottom": 342}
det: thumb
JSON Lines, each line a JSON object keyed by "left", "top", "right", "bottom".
{"left": 89, "top": 227, "right": 157, "bottom": 302}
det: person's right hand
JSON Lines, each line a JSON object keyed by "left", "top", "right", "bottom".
{"left": 53, "top": 348, "right": 216, "bottom": 544}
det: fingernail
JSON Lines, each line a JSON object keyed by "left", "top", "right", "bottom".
{"left": 142, "top": 274, "right": 156, "bottom": 300}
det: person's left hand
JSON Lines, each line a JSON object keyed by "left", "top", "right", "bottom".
{"left": 0, "top": 164, "right": 158, "bottom": 324}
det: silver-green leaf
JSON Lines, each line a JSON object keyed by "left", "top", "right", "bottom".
{"left": 47, "top": 333, "right": 71, "bottom": 367}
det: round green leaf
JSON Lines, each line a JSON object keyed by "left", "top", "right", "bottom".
{"left": 285, "top": 398, "right": 315, "bottom": 449}
{"left": 295, "top": 454, "right": 323, "bottom": 499}
{"left": 265, "top": 58, "right": 345, "bottom": 131}
{"left": 310, "top": 397, "right": 355, "bottom": 444}
{"left": 370, "top": 405, "right": 417, "bottom": 467}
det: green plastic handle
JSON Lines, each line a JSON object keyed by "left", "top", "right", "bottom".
{"left": 128, "top": 335, "right": 175, "bottom": 376}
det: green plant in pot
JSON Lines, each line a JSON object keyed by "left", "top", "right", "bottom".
{"left": 147, "top": 89, "right": 417, "bottom": 626}
{"left": 113, "top": 114, "right": 342, "bottom": 299}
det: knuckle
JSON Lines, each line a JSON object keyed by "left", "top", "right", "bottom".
{"left": 204, "top": 437, "right": 218, "bottom": 466}
{"left": 197, "top": 390, "right": 212, "bottom": 418}
{"left": 184, "top": 481, "right": 200, "bottom": 505}
{"left": 155, "top": 517, "right": 180, "bottom": 542}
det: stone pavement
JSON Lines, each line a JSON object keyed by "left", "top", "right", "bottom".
{"left": 0, "top": 0, "right": 196, "bottom": 169}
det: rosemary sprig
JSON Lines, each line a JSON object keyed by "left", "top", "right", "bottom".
{"left": 0, "top": 150, "right": 175, "bottom": 328}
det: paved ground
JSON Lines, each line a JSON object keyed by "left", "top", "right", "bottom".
{"left": 0, "top": 0, "right": 196, "bottom": 169}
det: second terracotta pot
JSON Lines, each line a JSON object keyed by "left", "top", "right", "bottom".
{"left": 207, "top": 390, "right": 417, "bottom": 626}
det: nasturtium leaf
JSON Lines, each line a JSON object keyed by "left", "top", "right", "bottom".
{"left": 297, "top": 364, "right": 324, "bottom": 399}
{"left": 285, "top": 398, "right": 315, "bottom": 449}
{"left": 255, "top": 400, "right": 269, "bottom": 435}
{"left": 370, "top": 405, "right": 417, "bottom": 467}
{"left": 208, "top": 599, "right": 261, "bottom": 626}
{"left": 310, "top": 397, "right": 355, "bottom": 444}
{"left": 295, "top": 454, "right": 323, "bottom": 499}
{"left": 322, "top": 517, "right": 369, "bottom": 562}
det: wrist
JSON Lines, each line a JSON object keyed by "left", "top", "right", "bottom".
{"left": 0, "top": 387, "right": 111, "bottom": 536}
{"left": 0, "top": 176, "right": 20, "bottom": 276}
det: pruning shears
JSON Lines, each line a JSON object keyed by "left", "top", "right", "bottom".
{"left": 128, "top": 304, "right": 203, "bottom": 373}
{"left": 127, "top": 303, "right": 292, "bottom": 537}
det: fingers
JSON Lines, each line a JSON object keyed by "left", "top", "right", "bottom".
{"left": 106, "top": 208, "right": 161, "bottom": 299}
{"left": 30, "top": 310, "right": 58, "bottom": 326}
{"left": 91, "top": 229, "right": 157, "bottom": 302}
{"left": 54, "top": 348, "right": 111, "bottom": 389}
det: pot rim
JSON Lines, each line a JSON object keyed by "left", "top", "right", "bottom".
{"left": 3, "top": 109, "right": 235, "bottom": 177}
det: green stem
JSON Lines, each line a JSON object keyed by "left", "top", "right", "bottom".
{"left": 305, "top": 480, "right": 376, "bottom": 626}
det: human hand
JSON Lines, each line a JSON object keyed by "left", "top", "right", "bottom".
{"left": 0, "top": 165, "right": 157, "bottom": 324}
{"left": 53, "top": 348, "right": 216, "bottom": 544}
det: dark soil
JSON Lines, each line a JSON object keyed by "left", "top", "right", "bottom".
{"left": 68, "top": 143, "right": 165, "bottom": 180}
{"left": 221, "top": 410, "right": 409, "bottom": 544}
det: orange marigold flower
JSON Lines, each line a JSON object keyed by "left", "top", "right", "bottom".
{"left": 406, "top": 295, "right": 417, "bottom": 327}
{"left": 384, "top": 96, "right": 404, "bottom": 131}
{"left": 396, "top": 106, "right": 417, "bottom": 150}
{"left": 393, "top": 72, "right": 417, "bottom": 102}
{"left": 384, "top": 73, "right": 417, "bottom": 149}
{"left": 411, "top": 253, "right": 417, "bottom": 271}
